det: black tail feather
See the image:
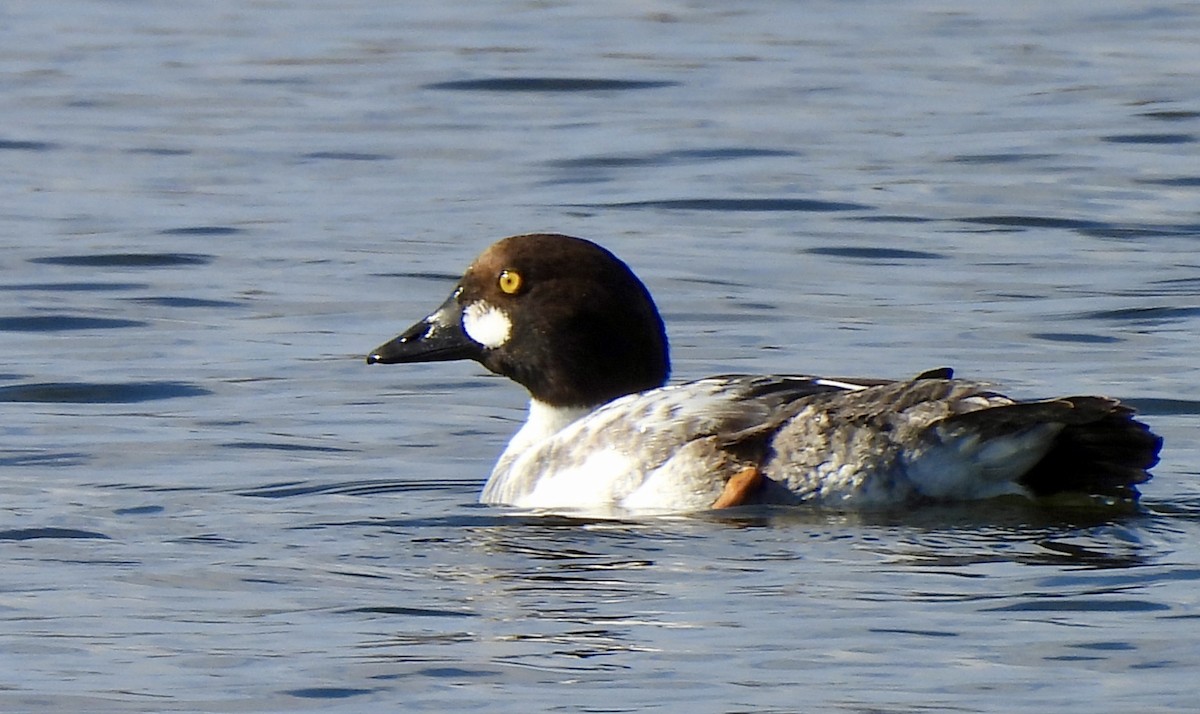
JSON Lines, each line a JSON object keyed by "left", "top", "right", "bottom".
{"left": 1015, "top": 397, "right": 1161, "bottom": 499}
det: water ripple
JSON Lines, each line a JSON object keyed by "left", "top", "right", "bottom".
{"left": 285, "top": 687, "right": 376, "bottom": 700}
{"left": 341, "top": 605, "right": 478, "bottom": 618}
{"left": 548, "top": 147, "right": 798, "bottom": 169}
{"left": 0, "top": 381, "right": 210, "bottom": 403}
{"left": 158, "top": 226, "right": 243, "bottom": 237}
{"left": 1140, "top": 110, "right": 1200, "bottom": 121}
{"left": 804, "top": 246, "right": 945, "bottom": 261}
{"left": 113, "top": 505, "right": 165, "bottom": 516}
{"left": 0, "top": 451, "right": 89, "bottom": 467}
{"left": 0, "top": 282, "right": 146, "bottom": 292}
{"left": 222, "top": 441, "right": 352, "bottom": 454}
{"left": 238, "top": 479, "right": 475, "bottom": 498}
{"left": 947, "top": 153, "right": 1057, "bottom": 164}
{"left": 986, "top": 598, "right": 1171, "bottom": 613}
{"left": 1075, "top": 306, "right": 1200, "bottom": 323}
{"left": 1029, "top": 332, "right": 1123, "bottom": 344}
{"left": 0, "top": 527, "right": 109, "bottom": 541}
{"left": 1135, "top": 176, "right": 1200, "bottom": 187}
{"left": 0, "top": 315, "right": 145, "bottom": 331}
{"left": 126, "top": 296, "right": 244, "bottom": 309}
{"left": 593, "top": 197, "right": 871, "bottom": 212}
{"left": 126, "top": 146, "right": 192, "bottom": 156}
{"left": 959, "top": 215, "right": 1107, "bottom": 230}
{"left": 0, "top": 138, "right": 57, "bottom": 151}
{"left": 1102, "top": 133, "right": 1195, "bottom": 144}
{"left": 30, "top": 253, "right": 213, "bottom": 268}
{"left": 302, "top": 151, "right": 392, "bottom": 161}
{"left": 850, "top": 214, "right": 936, "bottom": 224}
{"left": 422, "top": 77, "right": 677, "bottom": 92}
{"left": 1079, "top": 224, "right": 1200, "bottom": 239}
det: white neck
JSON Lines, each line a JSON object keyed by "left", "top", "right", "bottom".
{"left": 481, "top": 399, "right": 594, "bottom": 505}
{"left": 505, "top": 399, "right": 593, "bottom": 454}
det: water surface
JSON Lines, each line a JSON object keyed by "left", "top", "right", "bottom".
{"left": 3, "top": 1, "right": 1199, "bottom": 712}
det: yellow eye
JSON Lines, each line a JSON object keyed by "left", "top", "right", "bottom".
{"left": 498, "top": 269, "right": 522, "bottom": 295}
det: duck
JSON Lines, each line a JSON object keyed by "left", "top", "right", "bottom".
{"left": 367, "top": 233, "right": 1161, "bottom": 514}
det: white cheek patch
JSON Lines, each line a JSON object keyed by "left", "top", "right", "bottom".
{"left": 462, "top": 301, "right": 512, "bottom": 348}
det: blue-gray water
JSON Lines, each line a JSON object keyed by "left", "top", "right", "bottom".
{"left": 3, "top": 1, "right": 1200, "bottom": 712}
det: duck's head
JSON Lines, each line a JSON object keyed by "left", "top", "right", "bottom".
{"left": 368, "top": 233, "right": 670, "bottom": 408}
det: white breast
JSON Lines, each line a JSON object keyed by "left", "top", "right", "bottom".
{"left": 479, "top": 383, "right": 756, "bottom": 512}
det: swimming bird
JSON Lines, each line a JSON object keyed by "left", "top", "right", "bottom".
{"left": 367, "top": 233, "right": 1161, "bottom": 514}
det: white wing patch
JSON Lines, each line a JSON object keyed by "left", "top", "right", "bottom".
{"left": 812, "top": 378, "right": 870, "bottom": 392}
{"left": 462, "top": 300, "right": 512, "bottom": 348}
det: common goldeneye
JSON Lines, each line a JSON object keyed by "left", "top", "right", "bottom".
{"left": 367, "top": 233, "right": 1161, "bottom": 513}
